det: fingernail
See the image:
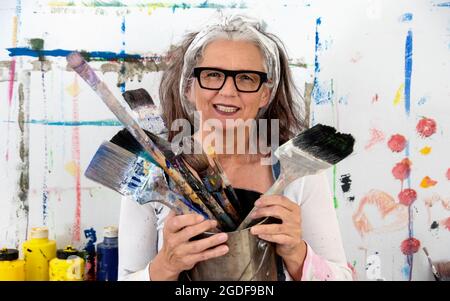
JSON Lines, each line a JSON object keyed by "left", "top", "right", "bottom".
{"left": 218, "top": 233, "right": 228, "bottom": 241}
{"left": 196, "top": 215, "right": 205, "bottom": 222}
{"left": 254, "top": 200, "right": 261, "bottom": 206}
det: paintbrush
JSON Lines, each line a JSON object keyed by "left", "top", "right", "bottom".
{"left": 237, "top": 124, "right": 355, "bottom": 230}
{"left": 84, "top": 140, "right": 205, "bottom": 217}
{"left": 180, "top": 136, "right": 241, "bottom": 224}
{"left": 122, "top": 88, "right": 167, "bottom": 135}
{"left": 423, "top": 247, "right": 442, "bottom": 281}
{"left": 111, "top": 128, "right": 237, "bottom": 231}
{"left": 66, "top": 52, "right": 218, "bottom": 227}
{"left": 205, "top": 146, "right": 243, "bottom": 216}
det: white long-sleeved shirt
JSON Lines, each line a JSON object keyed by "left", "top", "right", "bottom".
{"left": 118, "top": 166, "right": 353, "bottom": 281}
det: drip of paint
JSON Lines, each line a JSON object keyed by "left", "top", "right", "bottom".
{"left": 446, "top": 168, "right": 450, "bottom": 180}
{"left": 387, "top": 134, "right": 407, "bottom": 152}
{"left": 420, "top": 176, "right": 437, "bottom": 188}
{"left": 416, "top": 117, "right": 436, "bottom": 138}
{"left": 392, "top": 158, "right": 411, "bottom": 180}
{"left": 442, "top": 217, "right": 450, "bottom": 231}
{"left": 419, "top": 146, "right": 431, "bottom": 155}
{"left": 393, "top": 84, "right": 404, "bottom": 105}
{"left": 400, "top": 237, "right": 421, "bottom": 255}
{"left": 372, "top": 93, "right": 379, "bottom": 103}
{"left": 398, "top": 188, "right": 417, "bottom": 206}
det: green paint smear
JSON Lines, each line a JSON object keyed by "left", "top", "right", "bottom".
{"left": 333, "top": 165, "right": 339, "bottom": 209}
{"left": 84, "top": 0, "right": 126, "bottom": 7}
{"left": 29, "top": 38, "right": 44, "bottom": 51}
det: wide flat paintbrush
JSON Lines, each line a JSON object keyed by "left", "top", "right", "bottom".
{"left": 237, "top": 123, "right": 355, "bottom": 230}
{"left": 84, "top": 141, "right": 205, "bottom": 217}
{"left": 66, "top": 52, "right": 220, "bottom": 227}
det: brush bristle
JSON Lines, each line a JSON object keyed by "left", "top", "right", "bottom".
{"left": 85, "top": 141, "right": 140, "bottom": 194}
{"left": 180, "top": 136, "right": 211, "bottom": 173}
{"left": 290, "top": 124, "right": 355, "bottom": 165}
{"left": 122, "top": 88, "right": 154, "bottom": 110}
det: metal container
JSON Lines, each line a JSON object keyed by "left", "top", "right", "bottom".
{"left": 188, "top": 225, "right": 277, "bottom": 281}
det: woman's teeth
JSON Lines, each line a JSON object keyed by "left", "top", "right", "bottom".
{"left": 214, "top": 104, "right": 239, "bottom": 113}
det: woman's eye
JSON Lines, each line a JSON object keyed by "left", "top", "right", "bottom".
{"left": 205, "top": 72, "right": 222, "bottom": 78}
{"left": 239, "top": 74, "right": 256, "bottom": 82}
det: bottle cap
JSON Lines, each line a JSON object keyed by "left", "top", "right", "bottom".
{"left": 0, "top": 248, "right": 19, "bottom": 261}
{"left": 56, "top": 245, "right": 80, "bottom": 260}
{"left": 30, "top": 227, "right": 49, "bottom": 239}
{"left": 104, "top": 226, "right": 118, "bottom": 238}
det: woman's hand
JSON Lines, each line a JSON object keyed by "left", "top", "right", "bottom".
{"left": 249, "top": 195, "right": 307, "bottom": 280}
{"left": 150, "top": 211, "right": 229, "bottom": 280}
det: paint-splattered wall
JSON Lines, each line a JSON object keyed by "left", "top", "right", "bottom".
{"left": 0, "top": 0, "right": 448, "bottom": 281}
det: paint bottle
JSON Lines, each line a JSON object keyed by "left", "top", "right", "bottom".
{"left": 83, "top": 228, "right": 97, "bottom": 281}
{"left": 22, "top": 227, "right": 56, "bottom": 281}
{"left": 49, "top": 245, "right": 85, "bottom": 281}
{"left": 96, "top": 226, "right": 119, "bottom": 281}
{"left": 0, "top": 248, "right": 25, "bottom": 281}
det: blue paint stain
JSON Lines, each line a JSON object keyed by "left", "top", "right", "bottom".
{"left": 7, "top": 47, "right": 142, "bottom": 60}
{"left": 417, "top": 96, "right": 427, "bottom": 106}
{"left": 402, "top": 264, "right": 410, "bottom": 279}
{"left": 83, "top": 228, "right": 97, "bottom": 281}
{"left": 312, "top": 17, "right": 331, "bottom": 105}
{"left": 400, "top": 13, "right": 413, "bottom": 22}
{"left": 28, "top": 119, "right": 122, "bottom": 126}
{"left": 404, "top": 30, "right": 413, "bottom": 116}
{"left": 120, "top": 16, "right": 126, "bottom": 93}
{"left": 84, "top": 228, "right": 97, "bottom": 248}
{"left": 435, "top": 2, "right": 450, "bottom": 7}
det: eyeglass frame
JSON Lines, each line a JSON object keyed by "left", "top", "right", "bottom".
{"left": 192, "top": 67, "right": 268, "bottom": 93}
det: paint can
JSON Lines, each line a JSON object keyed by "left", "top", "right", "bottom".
{"left": 22, "top": 227, "right": 56, "bottom": 281}
{"left": 49, "top": 245, "right": 85, "bottom": 281}
{"left": 188, "top": 225, "right": 277, "bottom": 281}
{"left": 0, "top": 248, "right": 25, "bottom": 281}
{"left": 96, "top": 226, "right": 119, "bottom": 281}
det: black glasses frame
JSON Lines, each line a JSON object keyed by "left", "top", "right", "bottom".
{"left": 193, "top": 67, "right": 268, "bottom": 93}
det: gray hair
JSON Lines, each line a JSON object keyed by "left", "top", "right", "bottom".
{"left": 179, "top": 15, "right": 280, "bottom": 118}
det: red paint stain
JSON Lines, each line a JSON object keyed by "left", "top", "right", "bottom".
{"left": 365, "top": 128, "right": 385, "bottom": 150}
{"left": 446, "top": 168, "right": 450, "bottom": 181}
{"left": 400, "top": 237, "right": 421, "bottom": 255}
{"left": 387, "top": 134, "right": 407, "bottom": 152}
{"left": 392, "top": 158, "right": 411, "bottom": 181}
{"left": 8, "top": 60, "right": 16, "bottom": 105}
{"left": 443, "top": 217, "right": 450, "bottom": 231}
{"left": 71, "top": 76, "right": 82, "bottom": 243}
{"left": 372, "top": 94, "right": 379, "bottom": 103}
{"left": 416, "top": 117, "right": 436, "bottom": 138}
{"left": 398, "top": 189, "right": 417, "bottom": 206}
{"left": 420, "top": 176, "right": 437, "bottom": 188}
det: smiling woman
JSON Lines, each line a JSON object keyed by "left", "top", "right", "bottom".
{"left": 118, "top": 14, "right": 352, "bottom": 281}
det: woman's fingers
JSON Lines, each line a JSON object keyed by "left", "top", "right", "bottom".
{"left": 181, "top": 232, "right": 228, "bottom": 255}
{"left": 250, "top": 204, "right": 295, "bottom": 221}
{"left": 173, "top": 219, "right": 218, "bottom": 244}
{"left": 250, "top": 223, "right": 299, "bottom": 237}
{"left": 165, "top": 213, "right": 206, "bottom": 233}
{"left": 181, "top": 244, "right": 229, "bottom": 268}
{"left": 255, "top": 195, "right": 299, "bottom": 212}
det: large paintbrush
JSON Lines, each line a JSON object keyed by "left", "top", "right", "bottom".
{"left": 237, "top": 124, "right": 355, "bottom": 230}
{"left": 67, "top": 52, "right": 234, "bottom": 230}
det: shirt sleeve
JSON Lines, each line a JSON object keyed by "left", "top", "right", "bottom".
{"left": 117, "top": 195, "right": 157, "bottom": 281}
{"left": 283, "top": 171, "right": 353, "bottom": 281}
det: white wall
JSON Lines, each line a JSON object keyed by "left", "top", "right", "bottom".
{"left": 0, "top": 0, "right": 449, "bottom": 280}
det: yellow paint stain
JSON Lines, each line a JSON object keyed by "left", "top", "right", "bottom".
{"left": 12, "top": 16, "right": 18, "bottom": 47}
{"left": 65, "top": 161, "right": 79, "bottom": 177}
{"left": 66, "top": 80, "right": 80, "bottom": 97}
{"left": 420, "top": 176, "right": 437, "bottom": 188}
{"left": 419, "top": 146, "right": 431, "bottom": 155}
{"left": 48, "top": 1, "right": 73, "bottom": 7}
{"left": 393, "top": 84, "right": 404, "bottom": 106}
{"left": 147, "top": 3, "right": 168, "bottom": 15}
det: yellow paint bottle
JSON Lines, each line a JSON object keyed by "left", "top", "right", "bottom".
{"left": 0, "top": 248, "right": 25, "bottom": 281}
{"left": 49, "top": 245, "right": 85, "bottom": 281}
{"left": 22, "top": 227, "right": 56, "bottom": 281}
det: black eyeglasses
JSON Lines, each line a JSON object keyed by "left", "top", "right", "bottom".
{"left": 193, "top": 67, "right": 268, "bottom": 93}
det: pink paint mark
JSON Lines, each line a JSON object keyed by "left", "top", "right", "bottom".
{"left": 398, "top": 188, "right": 417, "bottom": 206}
{"left": 400, "top": 237, "right": 421, "bottom": 255}
{"left": 71, "top": 76, "right": 82, "bottom": 243}
{"left": 420, "top": 176, "right": 438, "bottom": 188}
{"left": 8, "top": 59, "right": 16, "bottom": 105}
{"left": 352, "top": 190, "right": 408, "bottom": 236}
{"left": 442, "top": 217, "right": 450, "bottom": 231}
{"left": 387, "top": 134, "right": 407, "bottom": 152}
{"left": 416, "top": 117, "right": 436, "bottom": 138}
{"left": 392, "top": 158, "right": 412, "bottom": 181}
{"left": 446, "top": 168, "right": 450, "bottom": 181}
{"left": 372, "top": 94, "right": 379, "bottom": 103}
{"left": 365, "top": 128, "right": 385, "bottom": 150}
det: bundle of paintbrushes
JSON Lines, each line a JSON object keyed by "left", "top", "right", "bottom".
{"left": 67, "top": 51, "right": 241, "bottom": 232}
{"left": 237, "top": 123, "right": 355, "bottom": 230}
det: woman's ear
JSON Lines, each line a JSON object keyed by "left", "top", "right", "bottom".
{"left": 258, "top": 85, "right": 271, "bottom": 108}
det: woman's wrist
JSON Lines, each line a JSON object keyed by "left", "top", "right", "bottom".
{"left": 149, "top": 253, "right": 180, "bottom": 281}
{"left": 282, "top": 240, "right": 308, "bottom": 281}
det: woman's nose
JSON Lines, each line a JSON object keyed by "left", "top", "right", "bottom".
{"left": 219, "top": 76, "right": 238, "bottom": 96}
